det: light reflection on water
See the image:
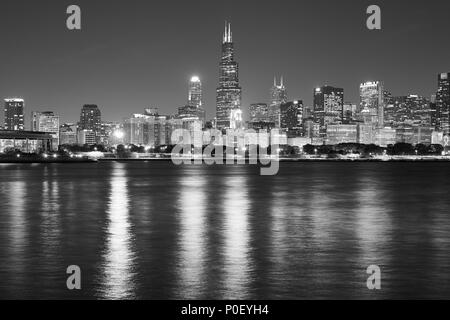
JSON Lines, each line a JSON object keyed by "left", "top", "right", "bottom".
{"left": 222, "top": 175, "right": 251, "bottom": 299}
{"left": 97, "top": 163, "right": 137, "bottom": 299}
{"left": 175, "top": 174, "right": 207, "bottom": 299}
{"left": 0, "top": 162, "right": 449, "bottom": 299}
{"left": 6, "top": 173, "right": 27, "bottom": 295}
{"left": 41, "top": 166, "right": 61, "bottom": 260}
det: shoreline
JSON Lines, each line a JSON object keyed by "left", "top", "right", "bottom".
{"left": 2, "top": 156, "right": 450, "bottom": 164}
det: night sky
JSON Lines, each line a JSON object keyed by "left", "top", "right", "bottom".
{"left": 0, "top": 0, "right": 449, "bottom": 126}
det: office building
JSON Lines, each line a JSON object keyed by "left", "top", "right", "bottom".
{"left": 4, "top": 98, "right": 25, "bottom": 131}
{"left": 31, "top": 111, "right": 60, "bottom": 150}
{"left": 216, "top": 22, "right": 242, "bottom": 130}
{"left": 313, "top": 86, "right": 344, "bottom": 137}
{"left": 280, "top": 100, "right": 303, "bottom": 137}
{"left": 359, "top": 81, "right": 385, "bottom": 128}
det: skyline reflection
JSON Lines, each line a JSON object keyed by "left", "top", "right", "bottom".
{"left": 98, "top": 162, "right": 137, "bottom": 299}
{"left": 1, "top": 162, "right": 450, "bottom": 299}
{"left": 176, "top": 173, "right": 208, "bottom": 299}
{"left": 222, "top": 174, "right": 251, "bottom": 299}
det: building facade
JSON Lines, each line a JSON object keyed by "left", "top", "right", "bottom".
{"left": 269, "top": 77, "right": 288, "bottom": 127}
{"left": 59, "top": 123, "right": 77, "bottom": 145}
{"left": 280, "top": 100, "right": 303, "bottom": 138}
{"left": 4, "top": 98, "right": 25, "bottom": 131}
{"left": 436, "top": 73, "right": 450, "bottom": 135}
{"left": 79, "top": 105, "right": 102, "bottom": 138}
{"left": 249, "top": 103, "right": 270, "bottom": 123}
{"left": 359, "top": 81, "right": 385, "bottom": 128}
{"left": 313, "top": 86, "right": 344, "bottom": 137}
{"left": 326, "top": 124, "right": 358, "bottom": 145}
{"left": 31, "top": 111, "right": 60, "bottom": 149}
{"left": 0, "top": 130, "right": 52, "bottom": 153}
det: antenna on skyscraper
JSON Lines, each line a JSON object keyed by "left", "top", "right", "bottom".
{"left": 223, "top": 21, "right": 232, "bottom": 43}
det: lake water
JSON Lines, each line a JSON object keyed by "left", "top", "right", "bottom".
{"left": 0, "top": 161, "right": 449, "bottom": 299}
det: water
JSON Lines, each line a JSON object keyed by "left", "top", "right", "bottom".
{"left": 0, "top": 161, "right": 449, "bottom": 299}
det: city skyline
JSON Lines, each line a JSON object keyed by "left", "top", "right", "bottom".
{"left": 1, "top": 0, "right": 450, "bottom": 125}
{"left": 1, "top": 17, "right": 449, "bottom": 152}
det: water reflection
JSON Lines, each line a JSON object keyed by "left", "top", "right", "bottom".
{"left": 41, "top": 167, "right": 61, "bottom": 258}
{"left": 9, "top": 181, "right": 26, "bottom": 256}
{"left": 1, "top": 162, "right": 450, "bottom": 299}
{"left": 354, "top": 174, "right": 392, "bottom": 268}
{"left": 222, "top": 174, "right": 251, "bottom": 299}
{"left": 176, "top": 173, "right": 207, "bottom": 299}
{"left": 8, "top": 177, "right": 27, "bottom": 278}
{"left": 98, "top": 163, "right": 137, "bottom": 299}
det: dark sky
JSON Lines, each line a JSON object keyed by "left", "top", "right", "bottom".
{"left": 0, "top": 0, "right": 449, "bottom": 126}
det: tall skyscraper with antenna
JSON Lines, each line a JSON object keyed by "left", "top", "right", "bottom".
{"left": 269, "top": 76, "right": 288, "bottom": 127}
{"left": 216, "top": 22, "right": 242, "bottom": 130}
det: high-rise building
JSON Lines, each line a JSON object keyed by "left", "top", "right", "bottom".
{"left": 99, "top": 121, "right": 121, "bottom": 146}
{"left": 4, "top": 98, "right": 25, "bottom": 131}
{"left": 123, "top": 114, "right": 151, "bottom": 146}
{"left": 280, "top": 100, "right": 304, "bottom": 137}
{"left": 387, "top": 95, "right": 432, "bottom": 127}
{"left": 31, "top": 111, "right": 60, "bottom": 149}
{"left": 249, "top": 103, "right": 270, "bottom": 123}
{"left": 343, "top": 103, "right": 358, "bottom": 124}
{"left": 359, "top": 81, "right": 385, "bottom": 128}
{"left": 430, "top": 94, "right": 438, "bottom": 129}
{"left": 188, "top": 76, "right": 203, "bottom": 109}
{"left": 436, "top": 73, "right": 450, "bottom": 135}
{"left": 180, "top": 76, "right": 206, "bottom": 124}
{"left": 313, "top": 86, "right": 344, "bottom": 137}
{"left": 216, "top": 22, "right": 242, "bottom": 130}
{"left": 178, "top": 105, "right": 206, "bottom": 125}
{"left": 406, "top": 95, "right": 432, "bottom": 126}
{"left": 79, "top": 104, "right": 102, "bottom": 136}
{"left": 269, "top": 77, "right": 288, "bottom": 127}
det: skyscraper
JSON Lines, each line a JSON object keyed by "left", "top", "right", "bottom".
{"left": 188, "top": 76, "right": 203, "bottom": 109}
{"left": 179, "top": 76, "right": 206, "bottom": 124}
{"left": 269, "top": 77, "right": 288, "bottom": 127}
{"left": 31, "top": 111, "right": 60, "bottom": 149}
{"left": 79, "top": 104, "right": 102, "bottom": 136}
{"left": 249, "top": 103, "right": 270, "bottom": 123}
{"left": 216, "top": 22, "right": 242, "bottom": 130}
{"left": 4, "top": 98, "right": 25, "bottom": 131}
{"left": 313, "top": 86, "right": 344, "bottom": 137}
{"left": 359, "top": 81, "right": 385, "bottom": 128}
{"left": 436, "top": 73, "right": 450, "bottom": 135}
{"left": 280, "top": 100, "right": 304, "bottom": 137}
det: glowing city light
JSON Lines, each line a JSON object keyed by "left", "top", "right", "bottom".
{"left": 114, "top": 130, "right": 124, "bottom": 139}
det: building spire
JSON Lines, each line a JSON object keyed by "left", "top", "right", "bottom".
{"left": 223, "top": 21, "right": 233, "bottom": 43}
{"left": 281, "top": 76, "right": 284, "bottom": 87}
{"left": 223, "top": 21, "right": 227, "bottom": 43}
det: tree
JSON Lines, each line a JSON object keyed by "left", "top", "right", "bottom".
{"left": 388, "top": 143, "right": 415, "bottom": 155}
{"left": 303, "top": 144, "right": 316, "bottom": 155}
